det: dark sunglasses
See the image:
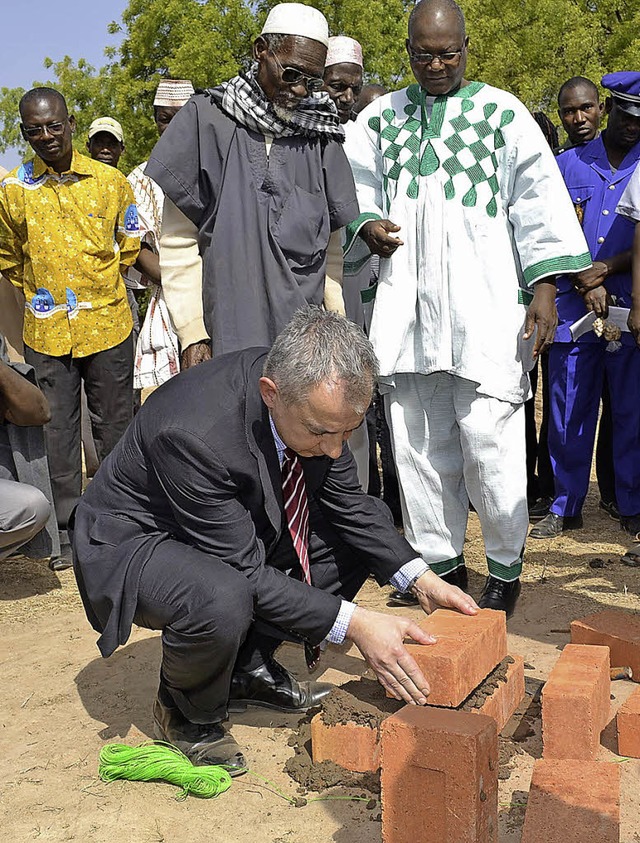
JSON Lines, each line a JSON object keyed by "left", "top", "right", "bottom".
{"left": 270, "top": 51, "right": 324, "bottom": 93}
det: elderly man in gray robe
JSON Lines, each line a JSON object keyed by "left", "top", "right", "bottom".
{"left": 146, "top": 3, "right": 358, "bottom": 370}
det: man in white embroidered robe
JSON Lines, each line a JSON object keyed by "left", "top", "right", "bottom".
{"left": 343, "top": 0, "right": 591, "bottom": 616}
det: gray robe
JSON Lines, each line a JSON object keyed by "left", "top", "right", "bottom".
{"left": 0, "top": 335, "right": 59, "bottom": 559}
{"left": 146, "top": 94, "right": 359, "bottom": 354}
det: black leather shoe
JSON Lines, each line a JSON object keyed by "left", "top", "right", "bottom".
{"left": 49, "top": 542, "right": 73, "bottom": 571}
{"left": 387, "top": 589, "right": 419, "bottom": 606}
{"left": 478, "top": 576, "right": 521, "bottom": 618}
{"left": 529, "top": 512, "right": 583, "bottom": 539}
{"left": 441, "top": 565, "right": 468, "bottom": 591}
{"left": 621, "top": 514, "right": 640, "bottom": 541}
{"left": 599, "top": 499, "right": 620, "bottom": 521}
{"left": 228, "top": 658, "right": 333, "bottom": 713}
{"left": 528, "top": 496, "right": 553, "bottom": 522}
{"left": 152, "top": 698, "right": 247, "bottom": 775}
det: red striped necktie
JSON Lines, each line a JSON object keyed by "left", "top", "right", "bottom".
{"left": 282, "top": 447, "right": 311, "bottom": 583}
{"left": 281, "top": 447, "right": 320, "bottom": 670}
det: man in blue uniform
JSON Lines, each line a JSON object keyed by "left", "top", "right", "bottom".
{"left": 531, "top": 72, "right": 640, "bottom": 540}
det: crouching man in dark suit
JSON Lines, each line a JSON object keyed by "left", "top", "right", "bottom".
{"left": 72, "top": 307, "right": 477, "bottom": 773}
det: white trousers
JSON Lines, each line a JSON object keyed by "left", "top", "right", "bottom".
{"left": 384, "top": 373, "right": 527, "bottom": 580}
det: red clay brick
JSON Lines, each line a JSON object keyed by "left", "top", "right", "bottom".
{"left": 472, "top": 655, "right": 525, "bottom": 732}
{"left": 542, "top": 644, "right": 610, "bottom": 760}
{"left": 310, "top": 712, "right": 380, "bottom": 773}
{"left": 571, "top": 609, "right": 640, "bottom": 679}
{"left": 520, "top": 759, "right": 620, "bottom": 843}
{"left": 617, "top": 686, "right": 640, "bottom": 758}
{"left": 380, "top": 706, "right": 498, "bottom": 843}
{"left": 401, "top": 608, "right": 507, "bottom": 707}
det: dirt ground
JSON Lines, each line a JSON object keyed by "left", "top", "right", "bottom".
{"left": 2, "top": 479, "right": 640, "bottom": 842}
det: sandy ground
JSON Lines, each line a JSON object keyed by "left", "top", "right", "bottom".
{"left": 2, "top": 479, "right": 640, "bottom": 842}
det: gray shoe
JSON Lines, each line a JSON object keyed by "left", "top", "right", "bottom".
{"left": 529, "top": 512, "right": 583, "bottom": 539}
{"left": 152, "top": 697, "right": 247, "bottom": 775}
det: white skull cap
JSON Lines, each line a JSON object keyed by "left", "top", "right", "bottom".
{"left": 261, "top": 3, "right": 329, "bottom": 47}
{"left": 325, "top": 36, "right": 363, "bottom": 68}
{"left": 154, "top": 80, "right": 195, "bottom": 107}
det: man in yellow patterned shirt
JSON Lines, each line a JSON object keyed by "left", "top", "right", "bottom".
{"left": 0, "top": 88, "right": 140, "bottom": 567}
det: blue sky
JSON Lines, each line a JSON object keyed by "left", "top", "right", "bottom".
{"left": 1, "top": 0, "right": 129, "bottom": 171}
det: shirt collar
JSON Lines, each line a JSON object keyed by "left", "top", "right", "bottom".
{"left": 32, "top": 149, "right": 94, "bottom": 179}
{"left": 269, "top": 414, "right": 287, "bottom": 466}
{"left": 585, "top": 131, "right": 640, "bottom": 175}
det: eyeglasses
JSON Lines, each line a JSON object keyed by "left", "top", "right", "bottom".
{"left": 269, "top": 50, "right": 324, "bottom": 93}
{"left": 22, "top": 121, "right": 67, "bottom": 139}
{"left": 326, "top": 81, "right": 363, "bottom": 98}
{"left": 407, "top": 47, "right": 465, "bottom": 66}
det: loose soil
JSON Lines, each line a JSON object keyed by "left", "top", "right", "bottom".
{"left": 2, "top": 464, "right": 640, "bottom": 840}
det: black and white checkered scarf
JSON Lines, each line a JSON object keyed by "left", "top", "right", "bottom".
{"left": 210, "top": 64, "right": 344, "bottom": 141}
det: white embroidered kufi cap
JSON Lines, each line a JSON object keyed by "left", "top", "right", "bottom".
{"left": 325, "top": 36, "right": 363, "bottom": 68}
{"left": 153, "top": 79, "right": 195, "bottom": 108}
{"left": 261, "top": 3, "right": 329, "bottom": 47}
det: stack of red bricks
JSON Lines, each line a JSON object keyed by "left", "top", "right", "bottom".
{"left": 572, "top": 610, "right": 640, "bottom": 761}
{"left": 312, "top": 608, "right": 525, "bottom": 842}
{"left": 310, "top": 606, "right": 640, "bottom": 841}
{"left": 519, "top": 608, "right": 640, "bottom": 843}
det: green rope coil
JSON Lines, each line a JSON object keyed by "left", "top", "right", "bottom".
{"left": 99, "top": 741, "right": 233, "bottom": 800}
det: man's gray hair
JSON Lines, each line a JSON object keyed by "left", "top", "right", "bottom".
{"left": 264, "top": 307, "right": 379, "bottom": 413}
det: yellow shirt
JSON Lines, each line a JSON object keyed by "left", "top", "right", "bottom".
{"left": 0, "top": 151, "right": 140, "bottom": 357}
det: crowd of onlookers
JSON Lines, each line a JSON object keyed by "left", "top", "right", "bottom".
{"left": 4, "top": 0, "right": 640, "bottom": 772}
{"left": 1, "top": 0, "right": 640, "bottom": 586}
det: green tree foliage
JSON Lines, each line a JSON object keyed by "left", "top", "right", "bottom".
{"left": 464, "top": 0, "right": 640, "bottom": 112}
{"left": 1, "top": 0, "right": 639, "bottom": 170}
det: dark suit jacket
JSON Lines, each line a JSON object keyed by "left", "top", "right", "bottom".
{"left": 72, "top": 349, "right": 416, "bottom": 657}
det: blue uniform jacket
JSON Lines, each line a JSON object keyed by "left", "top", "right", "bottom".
{"left": 555, "top": 132, "right": 640, "bottom": 343}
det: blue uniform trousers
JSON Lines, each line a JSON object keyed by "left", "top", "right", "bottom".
{"left": 548, "top": 341, "right": 640, "bottom": 518}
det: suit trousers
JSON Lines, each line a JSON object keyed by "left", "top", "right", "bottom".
{"left": 24, "top": 335, "right": 133, "bottom": 530}
{"left": 132, "top": 500, "right": 369, "bottom": 725}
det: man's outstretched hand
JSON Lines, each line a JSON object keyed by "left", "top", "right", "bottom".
{"left": 359, "top": 219, "right": 404, "bottom": 258}
{"left": 345, "top": 573, "right": 478, "bottom": 705}
{"left": 411, "top": 569, "right": 479, "bottom": 616}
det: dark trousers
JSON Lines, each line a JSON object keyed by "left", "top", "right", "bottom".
{"left": 24, "top": 334, "right": 134, "bottom": 531}
{"left": 548, "top": 342, "right": 639, "bottom": 517}
{"left": 525, "top": 355, "right": 554, "bottom": 501}
{"left": 596, "top": 378, "right": 616, "bottom": 506}
{"left": 525, "top": 353, "right": 615, "bottom": 505}
{"left": 367, "top": 389, "right": 402, "bottom": 520}
{"left": 133, "top": 502, "right": 369, "bottom": 725}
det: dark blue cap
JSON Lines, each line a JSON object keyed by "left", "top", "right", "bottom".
{"left": 602, "top": 72, "right": 640, "bottom": 116}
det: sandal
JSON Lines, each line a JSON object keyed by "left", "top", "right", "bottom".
{"left": 621, "top": 544, "right": 640, "bottom": 567}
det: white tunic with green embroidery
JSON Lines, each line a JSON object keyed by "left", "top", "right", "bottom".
{"left": 343, "top": 81, "right": 591, "bottom": 404}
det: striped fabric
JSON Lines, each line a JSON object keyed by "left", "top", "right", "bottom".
{"left": 281, "top": 447, "right": 320, "bottom": 668}
{"left": 282, "top": 448, "right": 311, "bottom": 584}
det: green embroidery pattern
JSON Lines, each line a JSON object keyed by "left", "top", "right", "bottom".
{"left": 442, "top": 101, "right": 514, "bottom": 217}
{"left": 367, "top": 82, "right": 516, "bottom": 217}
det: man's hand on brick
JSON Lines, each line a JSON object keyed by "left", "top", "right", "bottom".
{"left": 411, "top": 569, "right": 479, "bottom": 616}
{"left": 345, "top": 607, "right": 435, "bottom": 704}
